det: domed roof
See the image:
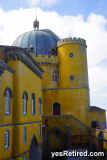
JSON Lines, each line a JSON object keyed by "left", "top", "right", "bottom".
{"left": 12, "top": 29, "right": 59, "bottom": 55}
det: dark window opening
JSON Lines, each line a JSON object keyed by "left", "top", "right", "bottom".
{"left": 91, "top": 121, "right": 97, "bottom": 129}
{"left": 50, "top": 49, "right": 57, "bottom": 56}
{"left": 53, "top": 102, "right": 60, "bottom": 115}
{"left": 55, "top": 130, "right": 60, "bottom": 138}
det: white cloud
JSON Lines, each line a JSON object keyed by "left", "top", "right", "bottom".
{"left": 27, "top": 0, "right": 61, "bottom": 7}
{"left": 0, "top": 7, "right": 107, "bottom": 111}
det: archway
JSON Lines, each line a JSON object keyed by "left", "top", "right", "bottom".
{"left": 46, "top": 127, "right": 66, "bottom": 159}
{"left": 29, "top": 134, "right": 38, "bottom": 160}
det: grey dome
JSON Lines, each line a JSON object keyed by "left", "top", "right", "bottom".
{"left": 12, "top": 29, "right": 59, "bottom": 55}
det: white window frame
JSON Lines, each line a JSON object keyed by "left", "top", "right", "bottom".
{"left": 5, "top": 129, "right": 9, "bottom": 150}
{"left": 5, "top": 91, "right": 10, "bottom": 115}
{"left": 23, "top": 127, "right": 26, "bottom": 144}
{"left": 23, "top": 95, "right": 27, "bottom": 115}
{"left": 52, "top": 70, "right": 58, "bottom": 82}
{"left": 32, "top": 93, "right": 35, "bottom": 115}
{"left": 39, "top": 98, "right": 42, "bottom": 115}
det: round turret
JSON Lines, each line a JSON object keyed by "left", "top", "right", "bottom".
{"left": 57, "top": 37, "right": 88, "bottom": 88}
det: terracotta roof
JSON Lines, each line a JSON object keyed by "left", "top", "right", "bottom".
{"left": 89, "top": 106, "right": 106, "bottom": 112}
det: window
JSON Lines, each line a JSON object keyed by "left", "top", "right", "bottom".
{"left": 39, "top": 145, "right": 42, "bottom": 159}
{"left": 32, "top": 93, "right": 35, "bottom": 115}
{"left": 69, "top": 53, "right": 74, "bottom": 57}
{"left": 54, "top": 130, "right": 60, "bottom": 138}
{"left": 23, "top": 155, "right": 27, "bottom": 160}
{"left": 53, "top": 102, "right": 60, "bottom": 115}
{"left": 69, "top": 75, "right": 75, "bottom": 81}
{"left": 4, "top": 87, "right": 12, "bottom": 115}
{"left": 39, "top": 98, "right": 42, "bottom": 115}
{"left": 5, "top": 129, "right": 9, "bottom": 150}
{"left": 5, "top": 91, "right": 10, "bottom": 114}
{"left": 23, "top": 127, "right": 26, "bottom": 144}
{"left": 52, "top": 70, "right": 58, "bottom": 82}
{"left": 23, "top": 91, "right": 28, "bottom": 115}
{"left": 42, "top": 125, "right": 46, "bottom": 137}
{"left": 39, "top": 124, "right": 41, "bottom": 137}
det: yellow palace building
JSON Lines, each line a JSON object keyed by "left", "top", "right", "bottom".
{"left": 0, "top": 18, "right": 107, "bottom": 160}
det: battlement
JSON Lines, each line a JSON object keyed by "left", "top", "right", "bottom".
{"left": 57, "top": 37, "right": 86, "bottom": 47}
{"left": 30, "top": 53, "right": 59, "bottom": 62}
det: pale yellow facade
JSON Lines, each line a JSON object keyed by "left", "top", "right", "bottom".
{"left": 0, "top": 26, "right": 107, "bottom": 160}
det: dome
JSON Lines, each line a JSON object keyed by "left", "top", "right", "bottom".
{"left": 12, "top": 29, "right": 60, "bottom": 56}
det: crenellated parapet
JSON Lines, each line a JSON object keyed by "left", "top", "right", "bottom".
{"left": 30, "top": 53, "right": 59, "bottom": 67}
{"left": 57, "top": 37, "right": 86, "bottom": 47}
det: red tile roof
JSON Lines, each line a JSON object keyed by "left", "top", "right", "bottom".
{"left": 89, "top": 106, "right": 106, "bottom": 112}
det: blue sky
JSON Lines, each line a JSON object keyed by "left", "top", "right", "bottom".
{"left": 0, "top": 0, "right": 107, "bottom": 20}
{"left": 0, "top": 0, "right": 107, "bottom": 120}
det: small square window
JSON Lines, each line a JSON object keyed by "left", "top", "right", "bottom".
{"left": 54, "top": 130, "right": 60, "bottom": 138}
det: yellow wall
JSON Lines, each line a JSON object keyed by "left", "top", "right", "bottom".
{"left": 0, "top": 126, "right": 13, "bottom": 160}
{"left": 43, "top": 115, "right": 91, "bottom": 136}
{"left": 32, "top": 54, "right": 59, "bottom": 89}
{"left": 90, "top": 111, "right": 106, "bottom": 122}
{"left": 57, "top": 43, "right": 88, "bottom": 88}
{"left": 7, "top": 57, "right": 42, "bottom": 123}
{"left": 49, "top": 131, "right": 63, "bottom": 149}
{"left": 0, "top": 70, "right": 13, "bottom": 124}
{"left": 43, "top": 88, "right": 90, "bottom": 126}
{"left": 12, "top": 122, "right": 42, "bottom": 156}
{"left": 0, "top": 56, "right": 43, "bottom": 159}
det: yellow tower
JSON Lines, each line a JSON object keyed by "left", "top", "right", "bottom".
{"left": 57, "top": 37, "right": 88, "bottom": 88}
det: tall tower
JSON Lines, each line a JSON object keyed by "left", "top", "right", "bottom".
{"left": 57, "top": 37, "right": 88, "bottom": 88}
{"left": 57, "top": 37, "right": 90, "bottom": 126}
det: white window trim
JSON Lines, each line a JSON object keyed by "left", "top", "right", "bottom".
{"left": 23, "top": 95, "right": 27, "bottom": 115}
{"left": 4, "top": 129, "right": 9, "bottom": 150}
{"left": 39, "top": 98, "right": 42, "bottom": 115}
{"left": 52, "top": 69, "right": 58, "bottom": 83}
{"left": 32, "top": 93, "right": 35, "bottom": 115}
{"left": 23, "top": 127, "right": 26, "bottom": 144}
{"left": 52, "top": 102, "right": 61, "bottom": 115}
{"left": 5, "top": 91, "right": 10, "bottom": 115}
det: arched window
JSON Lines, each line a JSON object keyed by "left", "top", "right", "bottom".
{"left": 5, "top": 129, "right": 9, "bottom": 150}
{"left": 39, "top": 98, "right": 42, "bottom": 115}
{"left": 52, "top": 70, "right": 58, "bottom": 82}
{"left": 23, "top": 127, "right": 26, "bottom": 144}
{"left": 53, "top": 102, "right": 61, "bottom": 115}
{"left": 39, "top": 124, "right": 41, "bottom": 137}
{"left": 32, "top": 93, "right": 35, "bottom": 115}
{"left": 4, "top": 87, "right": 12, "bottom": 115}
{"left": 23, "top": 91, "right": 28, "bottom": 115}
